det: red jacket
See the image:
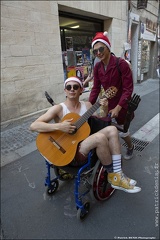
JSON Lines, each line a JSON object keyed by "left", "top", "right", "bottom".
{"left": 89, "top": 55, "right": 133, "bottom": 124}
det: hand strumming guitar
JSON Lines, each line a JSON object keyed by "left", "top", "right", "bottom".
{"left": 59, "top": 118, "right": 77, "bottom": 134}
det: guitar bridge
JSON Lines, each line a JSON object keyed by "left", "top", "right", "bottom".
{"left": 49, "top": 136, "right": 66, "bottom": 154}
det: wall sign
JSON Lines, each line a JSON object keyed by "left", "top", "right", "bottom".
{"left": 140, "top": 22, "right": 156, "bottom": 41}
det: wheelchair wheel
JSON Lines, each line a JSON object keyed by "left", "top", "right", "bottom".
{"left": 47, "top": 180, "right": 59, "bottom": 195}
{"left": 77, "top": 202, "right": 90, "bottom": 221}
{"left": 92, "top": 161, "right": 115, "bottom": 201}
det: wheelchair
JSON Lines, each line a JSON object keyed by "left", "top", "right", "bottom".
{"left": 42, "top": 91, "right": 141, "bottom": 221}
{"left": 44, "top": 140, "right": 115, "bottom": 221}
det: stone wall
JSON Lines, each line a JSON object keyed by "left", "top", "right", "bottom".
{"left": 1, "top": 1, "right": 128, "bottom": 123}
{"left": 1, "top": 1, "right": 64, "bottom": 123}
{"left": 131, "top": 0, "right": 159, "bottom": 21}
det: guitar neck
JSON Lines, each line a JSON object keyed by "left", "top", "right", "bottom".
{"left": 73, "top": 86, "right": 117, "bottom": 130}
{"left": 75, "top": 102, "right": 100, "bottom": 129}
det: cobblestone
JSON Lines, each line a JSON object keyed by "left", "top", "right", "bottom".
{"left": 1, "top": 118, "right": 38, "bottom": 155}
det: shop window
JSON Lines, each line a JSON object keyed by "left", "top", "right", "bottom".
{"left": 59, "top": 13, "right": 103, "bottom": 85}
{"left": 141, "top": 40, "right": 150, "bottom": 73}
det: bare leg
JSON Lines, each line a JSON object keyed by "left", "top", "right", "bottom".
{"left": 79, "top": 126, "right": 141, "bottom": 193}
{"left": 98, "top": 126, "right": 121, "bottom": 155}
{"left": 121, "top": 135, "right": 133, "bottom": 149}
{"left": 121, "top": 134, "right": 134, "bottom": 160}
{"left": 79, "top": 126, "right": 120, "bottom": 165}
{"left": 79, "top": 132, "right": 112, "bottom": 165}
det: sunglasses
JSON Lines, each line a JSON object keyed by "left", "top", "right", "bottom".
{"left": 93, "top": 46, "right": 106, "bottom": 55}
{"left": 65, "top": 84, "right": 80, "bottom": 91}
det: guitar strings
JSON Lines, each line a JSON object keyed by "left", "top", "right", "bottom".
{"left": 76, "top": 102, "right": 100, "bottom": 129}
{"left": 75, "top": 87, "right": 117, "bottom": 129}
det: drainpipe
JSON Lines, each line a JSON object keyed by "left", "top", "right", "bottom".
{"left": 127, "top": 0, "right": 131, "bottom": 43}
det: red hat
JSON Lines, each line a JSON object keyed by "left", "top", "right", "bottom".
{"left": 92, "top": 31, "right": 111, "bottom": 51}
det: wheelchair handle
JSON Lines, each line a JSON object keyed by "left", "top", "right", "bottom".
{"left": 45, "top": 91, "right": 55, "bottom": 106}
{"left": 111, "top": 93, "right": 141, "bottom": 133}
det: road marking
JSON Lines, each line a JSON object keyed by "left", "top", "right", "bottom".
{"left": 132, "top": 113, "right": 159, "bottom": 142}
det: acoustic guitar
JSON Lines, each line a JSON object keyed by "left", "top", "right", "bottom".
{"left": 36, "top": 86, "right": 117, "bottom": 166}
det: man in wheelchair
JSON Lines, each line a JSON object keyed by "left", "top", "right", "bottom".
{"left": 30, "top": 77, "right": 141, "bottom": 194}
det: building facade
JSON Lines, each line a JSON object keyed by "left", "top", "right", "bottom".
{"left": 1, "top": 0, "right": 159, "bottom": 124}
{"left": 128, "top": 0, "right": 159, "bottom": 82}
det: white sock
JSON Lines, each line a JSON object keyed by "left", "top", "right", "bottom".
{"left": 112, "top": 154, "right": 122, "bottom": 173}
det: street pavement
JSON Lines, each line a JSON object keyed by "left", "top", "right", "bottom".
{"left": 1, "top": 78, "right": 159, "bottom": 239}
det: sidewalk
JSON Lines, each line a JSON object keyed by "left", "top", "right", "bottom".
{"left": 1, "top": 78, "right": 159, "bottom": 167}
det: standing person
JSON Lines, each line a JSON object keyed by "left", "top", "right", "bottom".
{"left": 83, "top": 57, "right": 101, "bottom": 88}
{"left": 124, "top": 50, "right": 132, "bottom": 70}
{"left": 30, "top": 77, "right": 141, "bottom": 193}
{"left": 83, "top": 57, "right": 106, "bottom": 117}
{"left": 89, "top": 31, "right": 134, "bottom": 160}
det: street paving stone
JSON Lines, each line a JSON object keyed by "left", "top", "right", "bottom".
{"left": 1, "top": 118, "right": 37, "bottom": 155}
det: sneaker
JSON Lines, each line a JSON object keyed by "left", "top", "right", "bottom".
{"left": 58, "top": 169, "right": 74, "bottom": 180}
{"left": 108, "top": 171, "right": 141, "bottom": 193}
{"left": 123, "top": 145, "right": 134, "bottom": 160}
{"left": 124, "top": 173, "right": 137, "bottom": 186}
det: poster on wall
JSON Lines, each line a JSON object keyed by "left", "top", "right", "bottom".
{"left": 62, "top": 51, "right": 68, "bottom": 81}
{"left": 75, "top": 66, "right": 84, "bottom": 81}
{"left": 82, "top": 48, "right": 90, "bottom": 65}
{"left": 67, "top": 67, "right": 76, "bottom": 78}
{"left": 67, "top": 51, "right": 76, "bottom": 67}
{"left": 75, "top": 66, "right": 90, "bottom": 92}
{"left": 66, "top": 37, "right": 73, "bottom": 51}
{"left": 62, "top": 51, "right": 68, "bottom": 67}
{"left": 75, "top": 51, "right": 83, "bottom": 66}
{"left": 83, "top": 66, "right": 89, "bottom": 80}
